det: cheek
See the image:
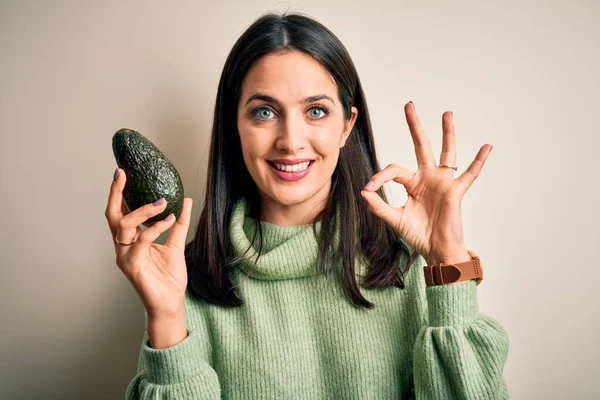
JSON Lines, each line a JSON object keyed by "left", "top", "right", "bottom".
{"left": 312, "top": 129, "right": 344, "bottom": 159}
{"left": 238, "top": 130, "right": 269, "bottom": 170}
{"left": 236, "top": 134, "right": 253, "bottom": 171}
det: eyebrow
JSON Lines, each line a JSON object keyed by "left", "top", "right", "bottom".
{"left": 244, "top": 92, "right": 335, "bottom": 106}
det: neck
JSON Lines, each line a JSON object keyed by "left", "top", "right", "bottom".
{"left": 257, "top": 182, "right": 331, "bottom": 226}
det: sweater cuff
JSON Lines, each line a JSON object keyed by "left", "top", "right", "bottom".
{"left": 142, "top": 328, "right": 207, "bottom": 385}
{"left": 426, "top": 280, "right": 479, "bottom": 327}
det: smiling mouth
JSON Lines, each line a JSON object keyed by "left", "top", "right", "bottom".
{"left": 267, "top": 160, "right": 314, "bottom": 172}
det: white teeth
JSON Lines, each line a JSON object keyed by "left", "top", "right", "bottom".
{"left": 273, "top": 161, "right": 310, "bottom": 172}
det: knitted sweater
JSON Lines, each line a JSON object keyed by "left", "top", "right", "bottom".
{"left": 125, "top": 199, "right": 510, "bottom": 399}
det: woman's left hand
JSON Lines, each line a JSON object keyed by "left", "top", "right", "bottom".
{"left": 361, "top": 101, "right": 493, "bottom": 267}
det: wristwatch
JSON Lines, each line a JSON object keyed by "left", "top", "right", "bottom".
{"left": 423, "top": 249, "right": 483, "bottom": 286}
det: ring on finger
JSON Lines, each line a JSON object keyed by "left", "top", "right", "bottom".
{"left": 439, "top": 164, "right": 458, "bottom": 171}
{"left": 115, "top": 234, "right": 137, "bottom": 246}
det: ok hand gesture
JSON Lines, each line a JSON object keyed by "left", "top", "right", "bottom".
{"left": 361, "top": 102, "right": 493, "bottom": 267}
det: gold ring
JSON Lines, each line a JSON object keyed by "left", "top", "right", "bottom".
{"left": 439, "top": 164, "right": 458, "bottom": 171}
{"left": 115, "top": 234, "right": 137, "bottom": 246}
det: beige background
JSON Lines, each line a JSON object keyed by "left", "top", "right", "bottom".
{"left": 1, "top": 0, "right": 598, "bottom": 398}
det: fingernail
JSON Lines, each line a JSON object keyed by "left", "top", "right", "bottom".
{"left": 364, "top": 181, "right": 375, "bottom": 190}
{"left": 164, "top": 213, "right": 175, "bottom": 221}
{"left": 153, "top": 198, "right": 166, "bottom": 206}
{"left": 113, "top": 168, "right": 119, "bottom": 181}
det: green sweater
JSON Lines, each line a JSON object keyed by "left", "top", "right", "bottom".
{"left": 126, "top": 199, "right": 510, "bottom": 399}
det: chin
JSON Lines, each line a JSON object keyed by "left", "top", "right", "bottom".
{"left": 264, "top": 186, "right": 320, "bottom": 207}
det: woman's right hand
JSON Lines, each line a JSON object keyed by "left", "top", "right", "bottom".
{"left": 104, "top": 167, "right": 193, "bottom": 320}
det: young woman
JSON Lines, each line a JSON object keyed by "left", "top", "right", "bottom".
{"left": 105, "top": 12, "right": 509, "bottom": 399}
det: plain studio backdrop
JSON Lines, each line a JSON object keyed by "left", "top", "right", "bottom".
{"left": 1, "top": 1, "right": 598, "bottom": 399}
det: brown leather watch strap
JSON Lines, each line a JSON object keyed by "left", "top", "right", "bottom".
{"left": 424, "top": 249, "right": 483, "bottom": 286}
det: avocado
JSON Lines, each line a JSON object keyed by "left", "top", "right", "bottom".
{"left": 112, "top": 128, "right": 184, "bottom": 224}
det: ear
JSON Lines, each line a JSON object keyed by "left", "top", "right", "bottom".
{"left": 340, "top": 106, "right": 358, "bottom": 148}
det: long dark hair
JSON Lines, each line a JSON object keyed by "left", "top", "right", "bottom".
{"left": 185, "top": 11, "right": 418, "bottom": 309}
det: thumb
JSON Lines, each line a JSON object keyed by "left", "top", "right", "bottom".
{"left": 165, "top": 198, "right": 193, "bottom": 251}
{"left": 360, "top": 190, "right": 403, "bottom": 229}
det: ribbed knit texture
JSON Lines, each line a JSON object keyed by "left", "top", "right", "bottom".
{"left": 126, "top": 198, "right": 510, "bottom": 399}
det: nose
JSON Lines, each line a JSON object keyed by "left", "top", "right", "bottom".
{"left": 275, "top": 113, "right": 306, "bottom": 153}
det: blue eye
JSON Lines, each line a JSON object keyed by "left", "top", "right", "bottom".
{"left": 309, "top": 106, "right": 329, "bottom": 119}
{"left": 249, "top": 104, "right": 331, "bottom": 121}
{"left": 250, "top": 106, "right": 275, "bottom": 121}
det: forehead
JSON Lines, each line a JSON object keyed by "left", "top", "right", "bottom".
{"left": 240, "top": 51, "right": 338, "bottom": 101}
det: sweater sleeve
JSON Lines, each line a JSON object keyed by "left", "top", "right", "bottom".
{"left": 409, "top": 254, "right": 510, "bottom": 399}
{"left": 125, "top": 303, "right": 221, "bottom": 399}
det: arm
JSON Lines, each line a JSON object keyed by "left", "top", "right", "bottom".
{"left": 125, "top": 296, "right": 221, "bottom": 399}
{"left": 409, "top": 254, "right": 510, "bottom": 399}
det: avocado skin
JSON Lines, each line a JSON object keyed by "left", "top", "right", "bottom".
{"left": 112, "top": 128, "right": 184, "bottom": 223}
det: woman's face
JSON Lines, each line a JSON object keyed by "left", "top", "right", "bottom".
{"left": 237, "top": 51, "right": 358, "bottom": 223}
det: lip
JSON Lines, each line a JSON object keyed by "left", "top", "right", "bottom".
{"left": 267, "top": 160, "right": 314, "bottom": 182}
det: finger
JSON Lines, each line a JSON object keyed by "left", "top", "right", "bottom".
{"left": 105, "top": 167, "right": 128, "bottom": 237}
{"left": 360, "top": 190, "right": 403, "bottom": 229}
{"left": 165, "top": 198, "right": 194, "bottom": 251}
{"left": 126, "top": 212, "right": 178, "bottom": 261}
{"left": 117, "top": 198, "right": 168, "bottom": 246}
{"left": 364, "top": 164, "right": 415, "bottom": 191}
{"left": 455, "top": 144, "right": 493, "bottom": 193}
{"left": 405, "top": 101, "right": 436, "bottom": 169}
{"left": 104, "top": 168, "right": 125, "bottom": 238}
{"left": 116, "top": 226, "right": 143, "bottom": 260}
{"left": 440, "top": 111, "right": 457, "bottom": 171}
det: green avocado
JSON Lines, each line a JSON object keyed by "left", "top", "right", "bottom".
{"left": 112, "top": 128, "right": 184, "bottom": 224}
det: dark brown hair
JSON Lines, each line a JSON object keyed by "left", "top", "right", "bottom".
{"left": 184, "top": 11, "right": 418, "bottom": 309}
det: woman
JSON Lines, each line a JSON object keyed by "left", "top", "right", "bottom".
{"left": 105, "top": 12, "right": 509, "bottom": 399}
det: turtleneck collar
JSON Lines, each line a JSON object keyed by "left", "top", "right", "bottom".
{"left": 229, "top": 197, "right": 327, "bottom": 280}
